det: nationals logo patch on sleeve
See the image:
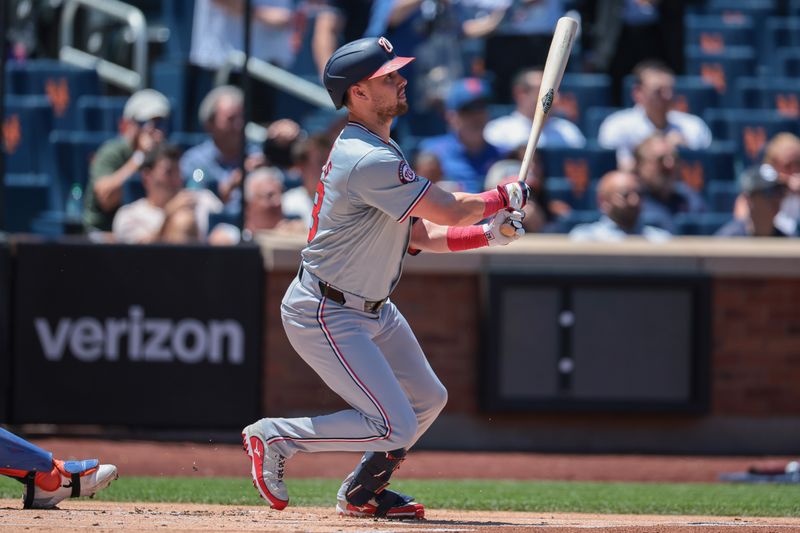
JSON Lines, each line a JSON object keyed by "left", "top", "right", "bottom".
{"left": 398, "top": 161, "right": 419, "bottom": 184}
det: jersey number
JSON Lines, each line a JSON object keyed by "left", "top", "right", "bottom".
{"left": 307, "top": 161, "right": 332, "bottom": 242}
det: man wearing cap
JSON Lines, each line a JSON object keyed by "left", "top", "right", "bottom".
{"left": 241, "top": 37, "right": 529, "bottom": 519}
{"left": 418, "top": 77, "right": 503, "bottom": 193}
{"left": 83, "top": 89, "right": 171, "bottom": 233}
{"left": 716, "top": 164, "right": 795, "bottom": 238}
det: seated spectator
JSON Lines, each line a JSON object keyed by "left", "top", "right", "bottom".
{"left": 734, "top": 132, "right": 800, "bottom": 236}
{"left": 413, "top": 150, "right": 463, "bottom": 192}
{"left": 716, "top": 165, "right": 795, "bottom": 238}
{"left": 418, "top": 78, "right": 503, "bottom": 193}
{"left": 0, "top": 427, "right": 117, "bottom": 509}
{"left": 180, "top": 85, "right": 266, "bottom": 213}
{"left": 113, "top": 145, "right": 223, "bottom": 244}
{"left": 83, "top": 89, "right": 171, "bottom": 233}
{"left": 570, "top": 170, "right": 671, "bottom": 242}
{"left": 634, "top": 133, "right": 706, "bottom": 234}
{"left": 484, "top": 68, "right": 586, "bottom": 155}
{"left": 282, "top": 133, "right": 332, "bottom": 225}
{"left": 598, "top": 61, "right": 712, "bottom": 171}
{"left": 209, "top": 167, "right": 305, "bottom": 245}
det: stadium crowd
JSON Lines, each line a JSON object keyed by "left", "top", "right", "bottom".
{"left": 3, "top": 0, "right": 799, "bottom": 242}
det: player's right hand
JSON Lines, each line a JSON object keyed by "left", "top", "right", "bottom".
{"left": 497, "top": 180, "right": 531, "bottom": 211}
{"left": 483, "top": 209, "right": 525, "bottom": 246}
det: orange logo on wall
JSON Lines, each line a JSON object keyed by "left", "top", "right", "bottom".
{"left": 743, "top": 126, "right": 767, "bottom": 161}
{"left": 679, "top": 161, "right": 704, "bottom": 192}
{"left": 775, "top": 94, "right": 799, "bottom": 118}
{"left": 564, "top": 159, "right": 589, "bottom": 196}
{"left": 700, "top": 33, "right": 724, "bottom": 53}
{"left": 45, "top": 78, "right": 70, "bottom": 117}
{"left": 700, "top": 64, "right": 726, "bottom": 94}
{"left": 2, "top": 114, "right": 21, "bottom": 155}
{"left": 671, "top": 95, "right": 689, "bottom": 113}
{"left": 553, "top": 93, "right": 579, "bottom": 123}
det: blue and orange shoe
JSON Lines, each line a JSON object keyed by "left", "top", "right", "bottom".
{"left": 24, "top": 459, "right": 118, "bottom": 509}
{"left": 242, "top": 422, "right": 288, "bottom": 510}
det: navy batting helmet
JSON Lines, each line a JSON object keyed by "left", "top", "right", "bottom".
{"left": 323, "top": 37, "right": 415, "bottom": 110}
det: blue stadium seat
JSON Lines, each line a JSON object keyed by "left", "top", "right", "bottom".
{"left": 539, "top": 144, "right": 617, "bottom": 184}
{"left": 122, "top": 175, "right": 146, "bottom": 205}
{"left": 169, "top": 131, "right": 209, "bottom": 152}
{"left": 546, "top": 176, "right": 596, "bottom": 211}
{"left": 763, "top": 17, "right": 800, "bottom": 55}
{"left": 622, "top": 75, "right": 719, "bottom": 115}
{"left": 685, "top": 15, "right": 756, "bottom": 53}
{"left": 557, "top": 74, "right": 612, "bottom": 133}
{"left": 702, "top": 109, "right": 800, "bottom": 167}
{"left": 704, "top": 0, "right": 777, "bottom": 31}
{"left": 3, "top": 173, "right": 52, "bottom": 232}
{"left": 488, "top": 104, "right": 515, "bottom": 120}
{"left": 773, "top": 49, "right": 800, "bottom": 78}
{"left": 707, "top": 180, "right": 741, "bottom": 214}
{"left": 555, "top": 210, "right": 601, "bottom": 233}
{"left": 583, "top": 107, "right": 622, "bottom": 140}
{"left": 151, "top": 60, "right": 193, "bottom": 132}
{"left": 734, "top": 78, "right": 800, "bottom": 119}
{"left": 5, "top": 60, "right": 101, "bottom": 130}
{"left": 678, "top": 143, "right": 737, "bottom": 196}
{"left": 685, "top": 46, "right": 757, "bottom": 107}
{"left": 48, "top": 130, "right": 115, "bottom": 209}
{"left": 674, "top": 212, "right": 732, "bottom": 236}
{"left": 3, "top": 95, "right": 52, "bottom": 174}
{"left": 77, "top": 95, "right": 127, "bottom": 132}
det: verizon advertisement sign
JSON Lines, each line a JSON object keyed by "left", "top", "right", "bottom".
{"left": 12, "top": 243, "right": 264, "bottom": 428}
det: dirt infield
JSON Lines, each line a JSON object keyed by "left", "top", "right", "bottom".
{"left": 0, "top": 439, "right": 796, "bottom": 532}
{"left": 2, "top": 501, "right": 800, "bottom": 532}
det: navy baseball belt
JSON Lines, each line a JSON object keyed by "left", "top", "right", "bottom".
{"left": 299, "top": 267, "right": 388, "bottom": 314}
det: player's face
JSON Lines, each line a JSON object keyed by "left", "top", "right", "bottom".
{"left": 366, "top": 71, "right": 409, "bottom": 119}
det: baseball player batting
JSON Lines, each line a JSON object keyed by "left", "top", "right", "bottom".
{"left": 242, "top": 36, "right": 529, "bottom": 519}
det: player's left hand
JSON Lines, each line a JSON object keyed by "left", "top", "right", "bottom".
{"left": 483, "top": 209, "right": 525, "bottom": 246}
{"left": 497, "top": 180, "right": 531, "bottom": 211}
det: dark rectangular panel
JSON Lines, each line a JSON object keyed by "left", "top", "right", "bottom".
{"left": 11, "top": 243, "right": 264, "bottom": 429}
{"left": 498, "top": 288, "right": 561, "bottom": 399}
{"left": 572, "top": 288, "right": 692, "bottom": 401}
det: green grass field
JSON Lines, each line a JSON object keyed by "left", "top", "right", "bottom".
{"left": 2, "top": 476, "right": 799, "bottom": 516}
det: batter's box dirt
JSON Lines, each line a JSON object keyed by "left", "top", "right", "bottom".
{"left": 1, "top": 501, "right": 799, "bottom": 532}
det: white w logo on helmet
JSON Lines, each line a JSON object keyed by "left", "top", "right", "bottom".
{"left": 378, "top": 37, "right": 394, "bottom": 53}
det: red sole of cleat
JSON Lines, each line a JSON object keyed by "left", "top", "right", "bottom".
{"left": 338, "top": 503, "right": 425, "bottom": 520}
{"left": 242, "top": 432, "right": 288, "bottom": 510}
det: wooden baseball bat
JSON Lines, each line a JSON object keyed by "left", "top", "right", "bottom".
{"left": 500, "top": 16, "right": 578, "bottom": 237}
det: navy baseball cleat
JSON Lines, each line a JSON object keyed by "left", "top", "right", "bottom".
{"left": 242, "top": 422, "right": 289, "bottom": 510}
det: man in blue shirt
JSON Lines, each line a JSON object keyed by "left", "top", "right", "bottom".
{"left": 418, "top": 78, "right": 502, "bottom": 193}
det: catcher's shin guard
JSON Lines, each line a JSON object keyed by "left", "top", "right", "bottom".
{"left": 345, "top": 448, "right": 406, "bottom": 507}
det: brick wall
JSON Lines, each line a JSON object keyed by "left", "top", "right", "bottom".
{"left": 262, "top": 270, "right": 800, "bottom": 451}
{"left": 713, "top": 278, "right": 800, "bottom": 416}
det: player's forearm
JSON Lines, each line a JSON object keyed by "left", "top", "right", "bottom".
{"left": 409, "top": 220, "right": 451, "bottom": 253}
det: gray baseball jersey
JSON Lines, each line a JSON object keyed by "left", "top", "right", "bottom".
{"left": 303, "top": 121, "right": 431, "bottom": 301}
{"left": 246, "top": 120, "right": 447, "bottom": 462}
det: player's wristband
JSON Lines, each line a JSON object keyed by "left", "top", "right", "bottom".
{"left": 478, "top": 190, "right": 504, "bottom": 218}
{"left": 446, "top": 225, "right": 489, "bottom": 251}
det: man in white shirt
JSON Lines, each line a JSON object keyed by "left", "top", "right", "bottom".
{"left": 598, "top": 60, "right": 712, "bottom": 170}
{"left": 570, "top": 170, "right": 671, "bottom": 242}
{"left": 484, "top": 68, "right": 586, "bottom": 156}
{"left": 282, "top": 133, "right": 333, "bottom": 225}
{"left": 113, "top": 145, "right": 223, "bottom": 244}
